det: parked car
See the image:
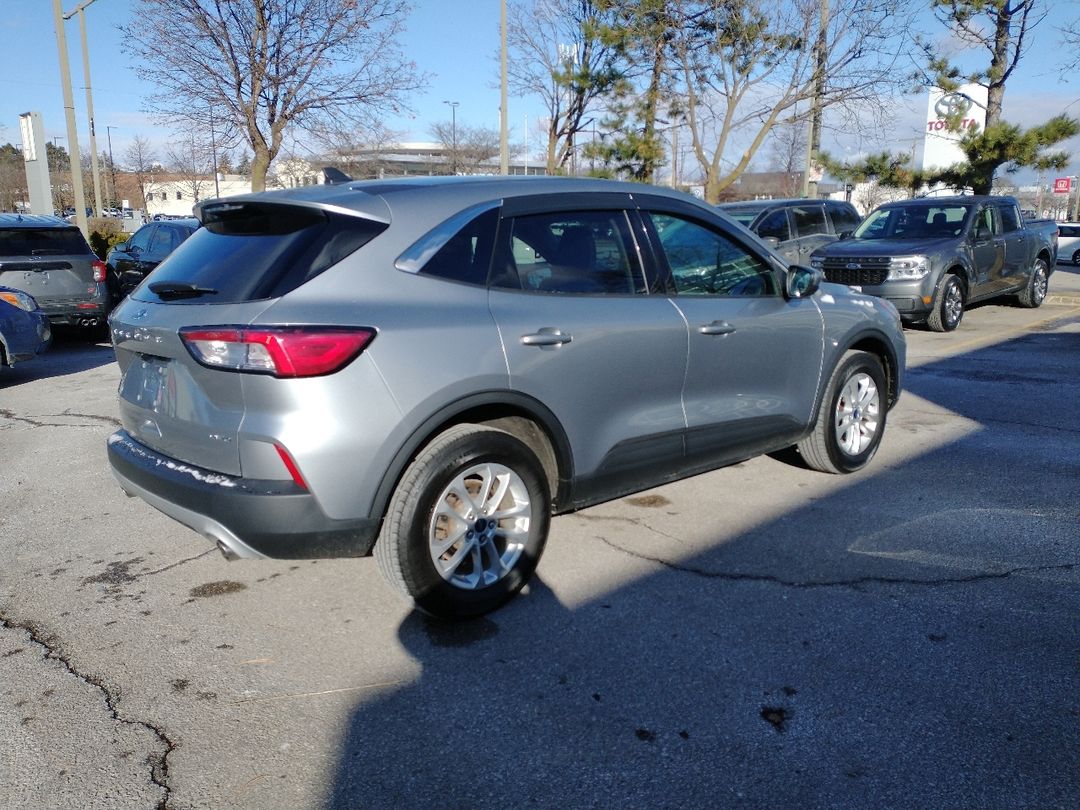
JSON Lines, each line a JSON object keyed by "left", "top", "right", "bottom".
{"left": 809, "top": 196, "right": 1058, "bottom": 331}
{"left": 0, "top": 285, "right": 51, "bottom": 370}
{"left": 0, "top": 213, "right": 110, "bottom": 333}
{"left": 1056, "top": 222, "right": 1080, "bottom": 265}
{"left": 107, "top": 177, "right": 906, "bottom": 618}
{"left": 717, "top": 198, "right": 862, "bottom": 265}
{"left": 106, "top": 218, "right": 200, "bottom": 304}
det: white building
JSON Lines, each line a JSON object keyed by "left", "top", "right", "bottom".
{"left": 142, "top": 174, "right": 255, "bottom": 218}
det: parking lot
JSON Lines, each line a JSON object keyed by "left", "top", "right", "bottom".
{"left": 2, "top": 263, "right": 1080, "bottom": 810}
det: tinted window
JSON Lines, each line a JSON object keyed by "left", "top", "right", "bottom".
{"left": 494, "top": 210, "right": 642, "bottom": 294}
{"left": 826, "top": 202, "right": 861, "bottom": 233}
{"left": 134, "top": 202, "right": 387, "bottom": 304}
{"left": 756, "top": 209, "right": 790, "bottom": 241}
{"left": 722, "top": 207, "right": 766, "bottom": 227}
{"left": 649, "top": 213, "right": 777, "bottom": 297}
{"left": 0, "top": 227, "right": 91, "bottom": 256}
{"left": 1060, "top": 226, "right": 1080, "bottom": 237}
{"left": 974, "top": 206, "right": 999, "bottom": 236}
{"left": 148, "top": 226, "right": 179, "bottom": 255}
{"left": 998, "top": 205, "right": 1020, "bottom": 233}
{"left": 790, "top": 205, "right": 828, "bottom": 237}
{"left": 418, "top": 209, "right": 498, "bottom": 285}
{"left": 128, "top": 225, "right": 154, "bottom": 252}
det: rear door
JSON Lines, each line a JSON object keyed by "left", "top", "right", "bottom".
{"left": 995, "top": 202, "right": 1029, "bottom": 290}
{"left": 486, "top": 195, "right": 689, "bottom": 500}
{"left": 970, "top": 205, "right": 1007, "bottom": 296}
{"left": 639, "top": 204, "right": 824, "bottom": 467}
{"left": 0, "top": 226, "right": 96, "bottom": 308}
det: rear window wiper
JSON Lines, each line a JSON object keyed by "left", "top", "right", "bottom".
{"left": 148, "top": 281, "right": 219, "bottom": 299}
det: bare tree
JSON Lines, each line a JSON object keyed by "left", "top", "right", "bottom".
{"left": 767, "top": 120, "right": 807, "bottom": 197}
{"left": 124, "top": 135, "right": 157, "bottom": 211}
{"left": 308, "top": 121, "right": 407, "bottom": 179}
{"left": 122, "top": 0, "right": 424, "bottom": 191}
{"left": 429, "top": 122, "right": 502, "bottom": 174}
{"left": 507, "top": 0, "right": 624, "bottom": 173}
{"left": 670, "top": 0, "right": 916, "bottom": 202}
{"left": 165, "top": 133, "right": 215, "bottom": 207}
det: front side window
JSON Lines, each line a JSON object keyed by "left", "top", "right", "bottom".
{"left": 493, "top": 210, "right": 642, "bottom": 294}
{"left": 648, "top": 213, "right": 777, "bottom": 297}
{"left": 128, "top": 225, "right": 154, "bottom": 253}
{"left": 756, "top": 209, "right": 790, "bottom": 242}
{"left": 790, "top": 205, "right": 828, "bottom": 237}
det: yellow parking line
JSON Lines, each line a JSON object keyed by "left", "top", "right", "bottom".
{"left": 939, "top": 305, "right": 1080, "bottom": 357}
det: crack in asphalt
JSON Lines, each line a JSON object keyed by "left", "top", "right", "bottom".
{"left": 143, "top": 549, "right": 218, "bottom": 577}
{"left": 592, "top": 534, "right": 1078, "bottom": 590}
{"left": 0, "top": 408, "right": 121, "bottom": 430}
{"left": 0, "top": 612, "right": 175, "bottom": 809}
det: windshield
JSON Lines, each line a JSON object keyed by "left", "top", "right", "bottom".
{"left": 854, "top": 204, "right": 972, "bottom": 240}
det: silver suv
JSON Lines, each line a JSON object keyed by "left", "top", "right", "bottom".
{"left": 107, "top": 177, "right": 905, "bottom": 618}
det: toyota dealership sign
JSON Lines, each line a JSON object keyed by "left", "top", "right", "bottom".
{"left": 923, "top": 84, "right": 988, "bottom": 171}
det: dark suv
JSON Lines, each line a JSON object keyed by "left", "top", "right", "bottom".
{"left": 718, "top": 198, "right": 862, "bottom": 265}
{"left": 106, "top": 218, "right": 200, "bottom": 304}
{"left": 107, "top": 177, "right": 905, "bottom": 619}
{"left": 0, "top": 214, "right": 109, "bottom": 331}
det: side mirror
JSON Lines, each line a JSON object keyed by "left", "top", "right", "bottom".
{"left": 785, "top": 265, "right": 823, "bottom": 299}
{"left": 762, "top": 236, "right": 781, "bottom": 249}
{"left": 837, "top": 230, "right": 853, "bottom": 240}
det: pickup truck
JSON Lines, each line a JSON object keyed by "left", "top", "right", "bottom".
{"left": 809, "top": 195, "right": 1057, "bottom": 331}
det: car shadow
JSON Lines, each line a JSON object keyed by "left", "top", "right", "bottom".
{"left": 1, "top": 327, "right": 115, "bottom": 387}
{"left": 325, "top": 322, "right": 1080, "bottom": 809}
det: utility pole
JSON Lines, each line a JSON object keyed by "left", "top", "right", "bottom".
{"left": 499, "top": 0, "right": 509, "bottom": 175}
{"left": 802, "top": 0, "right": 829, "bottom": 199}
{"left": 65, "top": 0, "right": 101, "bottom": 216}
{"left": 443, "top": 100, "right": 459, "bottom": 174}
{"left": 106, "top": 125, "right": 117, "bottom": 210}
{"left": 209, "top": 107, "right": 220, "bottom": 197}
{"left": 52, "top": 0, "right": 88, "bottom": 236}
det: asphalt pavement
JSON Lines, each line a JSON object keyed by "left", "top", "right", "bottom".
{"left": 1, "top": 267, "right": 1079, "bottom": 810}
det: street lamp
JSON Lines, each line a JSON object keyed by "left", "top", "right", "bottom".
{"left": 443, "top": 100, "right": 459, "bottom": 174}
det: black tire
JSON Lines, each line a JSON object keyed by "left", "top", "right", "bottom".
{"left": 1017, "top": 257, "right": 1049, "bottom": 308}
{"left": 374, "top": 424, "right": 550, "bottom": 619}
{"left": 927, "top": 274, "right": 964, "bottom": 332}
{"left": 1072, "top": 249, "right": 1080, "bottom": 266}
{"left": 797, "top": 351, "right": 888, "bottom": 474}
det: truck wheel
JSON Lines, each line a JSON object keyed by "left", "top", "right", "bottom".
{"left": 375, "top": 424, "right": 550, "bottom": 619}
{"left": 1017, "top": 257, "right": 1048, "bottom": 308}
{"left": 1072, "top": 249, "right": 1080, "bottom": 266}
{"left": 927, "top": 274, "right": 964, "bottom": 332}
{"left": 797, "top": 351, "right": 887, "bottom": 474}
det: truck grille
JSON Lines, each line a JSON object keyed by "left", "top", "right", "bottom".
{"left": 822, "top": 257, "right": 890, "bottom": 286}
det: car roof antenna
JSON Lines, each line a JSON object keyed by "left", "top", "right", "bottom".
{"left": 321, "top": 167, "right": 353, "bottom": 185}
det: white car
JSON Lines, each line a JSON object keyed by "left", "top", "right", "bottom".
{"left": 1057, "top": 222, "right": 1080, "bottom": 265}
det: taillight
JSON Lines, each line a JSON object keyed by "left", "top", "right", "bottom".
{"left": 178, "top": 326, "right": 376, "bottom": 377}
{"left": 92, "top": 259, "right": 107, "bottom": 283}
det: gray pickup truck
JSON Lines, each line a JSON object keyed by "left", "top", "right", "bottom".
{"left": 809, "top": 195, "right": 1057, "bottom": 331}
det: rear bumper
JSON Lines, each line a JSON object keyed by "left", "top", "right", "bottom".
{"left": 107, "top": 430, "right": 379, "bottom": 559}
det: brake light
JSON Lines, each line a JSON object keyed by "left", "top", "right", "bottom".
{"left": 92, "top": 259, "right": 107, "bottom": 283}
{"left": 179, "top": 326, "right": 376, "bottom": 377}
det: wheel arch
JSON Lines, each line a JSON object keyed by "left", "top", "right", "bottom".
{"left": 371, "top": 392, "right": 574, "bottom": 536}
{"left": 845, "top": 333, "right": 900, "bottom": 409}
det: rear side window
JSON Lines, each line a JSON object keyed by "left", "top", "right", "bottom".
{"left": 135, "top": 202, "right": 387, "bottom": 304}
{"left": 418, "top": 209, "right": 498, "bottom": 285}
{"left": 790, "top": 205, "right": 828, "bottom": 237}
{"left": 0, "top": 227, "right": 91, "bottom": 257}
{"left": 998, "top": 205, "right": 1020, "bottom": 233}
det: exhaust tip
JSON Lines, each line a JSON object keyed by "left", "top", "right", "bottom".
{"left": 214, "top": 538, "right": 240, "bottom": 561}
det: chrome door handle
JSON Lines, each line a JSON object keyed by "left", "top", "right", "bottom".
{"left": 698, "top": 321, "right": 736, "bottom": 336}
{"left": 521, "top": 329, "right": 572, "bottom": 346}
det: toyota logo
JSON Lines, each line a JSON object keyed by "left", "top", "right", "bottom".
{"left": 934, "top": 92, "right": 973, "bottom": 119}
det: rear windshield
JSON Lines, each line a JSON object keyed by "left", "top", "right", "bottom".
{"left": 133, "top": 202, "right": 387, "bottom": 304}
{"left": 0, "top": 227, "right": 91, "bottom": 257}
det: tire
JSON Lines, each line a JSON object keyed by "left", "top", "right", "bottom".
{"left": 927, "top": 274, "right": 964, "bottom": 332}
{"left": 374, "top": 424, "right": 550, "bottom": 619}
{"left": 1072, "top": 249, "right": 1080, "bottom": 266}
{"left": 797, "top": 351, "right": 887, "bottom": 474}
{"left": 1017, "top": 257, "right": 1048, "bottom": 308}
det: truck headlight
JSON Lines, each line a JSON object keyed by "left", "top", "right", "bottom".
{"left": 887, "top": 255, "right": 930, "bottom": 280}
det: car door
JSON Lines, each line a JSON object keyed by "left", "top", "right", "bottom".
{"left": 753, "top": 208, "right": 797, "bottom": 264}
{"left": 995, "top": 203, "right": 1029, "bottom": 290}
{"left": 640, "top": 206, "right": 825, "bottom": 468}
{"left": 969, "top": 205, "right": 1007, "bottom": 297}
{"left": 789, "top": 204, "right": 833, "bottom": 265}
{"left": 486, "top": 196, "right": 689, "bottom": 504}
{"left": 112, "top": 224, "right": 156, "bottom": 296}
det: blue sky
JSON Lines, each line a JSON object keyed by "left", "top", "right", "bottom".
{"left": 2, "top": 0, "right": 1079, "bottom": 181}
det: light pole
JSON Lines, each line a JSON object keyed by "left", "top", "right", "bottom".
{"left": 106, "top": 125, "right": 117, "bottom": 211}
{"left": 443, "top": 100, "right": 459, "bottom": 174}
{"left": 52, "top": 0, "right": 88, "bottom": 236}
{"left": 64, "top": 0, "right": 101, "bottom": 216}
